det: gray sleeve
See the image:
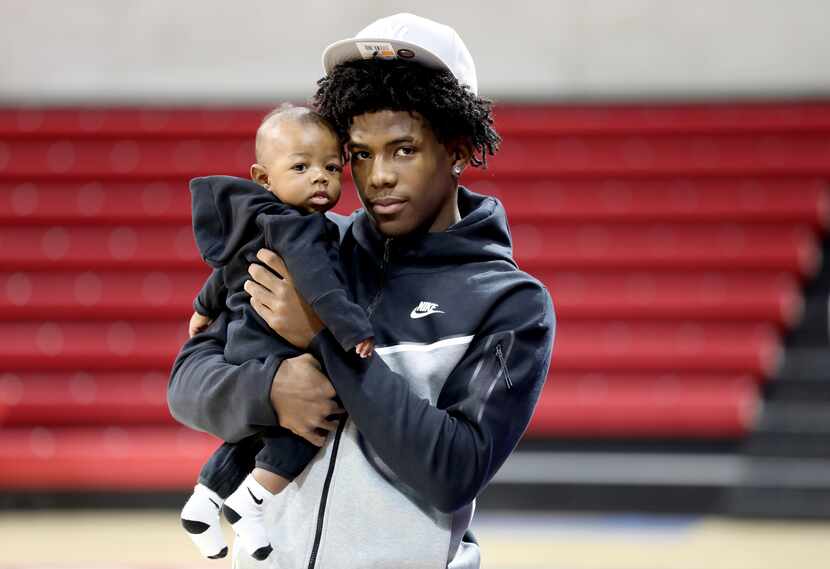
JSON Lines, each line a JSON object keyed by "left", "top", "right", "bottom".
{"left": 167, "top": 311, "right": 281, "bottom": 442}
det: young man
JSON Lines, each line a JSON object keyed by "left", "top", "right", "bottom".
{"left": 168, "top": 13, "right": 555, "bottom": 569}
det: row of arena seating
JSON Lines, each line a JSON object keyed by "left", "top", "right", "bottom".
{"left": 2, "top": 178, "right": 826, "bottom": 225}
{"left": 0, "top": 320, "right": 780, "bottom": 372}
{"left": 2, "top": 133, "right": 830, "bottom": 177}
{"left": 0, "top": 102, "right": 828, "bottom": 490}
{"left": 0, "top": 222, "right": 816, "bottom": 270}
{"left": 0, "top": 270, "right": 802, "bottom": 322}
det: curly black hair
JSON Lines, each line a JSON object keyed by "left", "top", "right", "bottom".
{"left": 313, "top": 58, "right": 501, "bottom": 167}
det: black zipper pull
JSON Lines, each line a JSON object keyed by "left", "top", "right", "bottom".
{"left": 495, "top": 343, "right": 513, "bottom": 390}
{"left": 382, "top": 238, "right": 391, "bottom": 266}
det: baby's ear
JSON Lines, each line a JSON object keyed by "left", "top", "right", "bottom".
{"left": 250, "top": 163, "right": 269, "bottom": 187}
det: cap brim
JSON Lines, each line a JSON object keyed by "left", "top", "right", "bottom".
{"left": 322, "top": 37, "right": 450, "bottom": 76}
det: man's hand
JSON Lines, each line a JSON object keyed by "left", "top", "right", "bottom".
{"left": 188, "top": 311, "right": 214, "bottom": 337}
{"left": 271, "top": 353, "right": 343, "bottom": 446}
{"left": 244, "top": 248, "right": 323, "bottom": 348}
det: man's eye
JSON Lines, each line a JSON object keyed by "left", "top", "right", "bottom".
{"left": 352, "top": 151, "right": 371, "bottom": 161}
{"left": 292, "top": 164, "right": 307, "bottom": 172}
{"left": 396, "top": 146, "right": 415, "bottom": 157}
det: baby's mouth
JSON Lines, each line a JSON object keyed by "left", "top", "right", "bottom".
{"left": 308, "top": 191, "right": 331, "bottom": 206}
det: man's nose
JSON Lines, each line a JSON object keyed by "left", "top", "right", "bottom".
{"left": 368, "top": 156, "right": 396, "bottom": 190}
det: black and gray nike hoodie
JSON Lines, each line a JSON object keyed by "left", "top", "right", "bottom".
{"left": 168, "top": 186, "right": 556, "bottom": 569}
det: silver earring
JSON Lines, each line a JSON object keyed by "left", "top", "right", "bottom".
{"left": 452, "top": 164, "right": 463, "bottom": 176}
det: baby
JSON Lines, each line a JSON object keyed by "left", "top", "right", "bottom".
{"left": 179, "top": 106, "right": 373, "bottom": 562}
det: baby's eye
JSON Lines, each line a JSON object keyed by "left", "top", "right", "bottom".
{"left": 292, "top": 163, "right": 307, "bottom": 172}
{"left": 395, "top": 146, "right": 416, "bottom": 157}
{"left": 326, "top": 163, "right": 343, "bottom": 173}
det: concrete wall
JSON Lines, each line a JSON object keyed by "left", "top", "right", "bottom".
{"left": 2, "top": 0, "right": 829, "bottom": 103}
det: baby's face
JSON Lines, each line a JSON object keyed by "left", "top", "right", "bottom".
{"left": 257, "top": 120, "right": 343, "bottom": 213}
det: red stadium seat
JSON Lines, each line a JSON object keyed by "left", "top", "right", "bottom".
{"left": 0, "top": 225, "right": 201, "bottom": 270}
{"left": 0, "top": 319, "right": 780, "bottom": 375}
{"left": 0, "top": 180, "right": 363, "bottom": 225}
{"left": 0, "top": 222, "right": 818, "bottom": 273}
{"left": 0, "top": 371, "right": 171, "bottom": 426}
{"left": 3, "top": 178, "right": 825, "bottom": 228}
{"left": 0, "top": 181, "right": 193, "bottom": 225}
{"left": 490, "top": 103, "right": 830, "bottom": 135}
{"left": 537, "top": 270, "right": 801, "bottom": 325}
{"left": 3, "top": 102, "right": 830, "bottom": 137}
{"left": 528, "top": 375, "right": 758, "bottom": 438}
{"left": 0, "top": 427, "right": 217, "bottom": 490}
{"left": 0, "top": 108, "right": 269, "bottom": 138}
{"left": 511, "top": 222, "right": 819, "bottom": 274}
{"left": 0, "top": 270, "right": 209, "bottom": 320}
{"left": 0, "top": 269, "right": 800, "bottom": 325}
{"left": 2, "top": 133, "right": 830, "bottom": 180}
{"left": 0, "top": 321, "right": 187, "bottom": 370}
{"left": 551, "top": 321, "right": 781, "bottom": 375}
{"left": 468, "top": 178, "right": 829, "bottom": 227}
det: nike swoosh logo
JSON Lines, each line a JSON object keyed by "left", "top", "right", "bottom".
{"left": 209, "top": 498, "right": 220, "bottom": 509}
{"left": 247, "top": 487, "right": 263, "bottom": 505}
{"left": 410, "top": 308, "right": 445, "bottom": 319}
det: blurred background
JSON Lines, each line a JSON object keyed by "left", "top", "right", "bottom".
{"left": 1, "top": 1, "right": 830, "bottom": 568}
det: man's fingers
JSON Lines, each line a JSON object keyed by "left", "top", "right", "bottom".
{"left": 324, "top": 400, "right": 345, "bottom": 416}
{"left": 317, "top": 382, "right": 337, "bottom": 399}
{"left": 249, "top": 297, "right": 273, "bottom": 322}
{"left": 318, "top": 419, "right": 339, "bottom": 433}
{"left": 244, "top": 277, "right": 276, "bottom": 304}
{"left": 256, "top": 249, "right": 292, "bottom": 283}
{"left": 293, "top": 354, "right": 335, "bottom": 398}
{"left": 296, "top": 352, "right": 322, "bottom": 370}
{"left": 247, "top": 263, "right": 284, "bottom": 293}
{"left": 300, "top": 430, "right": 326, "bottom": 447}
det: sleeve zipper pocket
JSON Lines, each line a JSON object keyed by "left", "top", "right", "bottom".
{"left": 495, "top": 343, "right": 513, "bottom": 390}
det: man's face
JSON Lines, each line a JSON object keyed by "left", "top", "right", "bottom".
{"left": 348, "top": 110, "right": 458, "bottom": 237}
{"left": 257, "top": 120, "right": 343, "bottom": 213}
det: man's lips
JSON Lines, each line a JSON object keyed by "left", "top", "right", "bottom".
{"left": 370, "top": 196, "right": 407, "bottom": 215}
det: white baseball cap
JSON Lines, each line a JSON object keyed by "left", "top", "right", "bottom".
{"left": 322, "top": 13, "right": 478, "bottom": 95}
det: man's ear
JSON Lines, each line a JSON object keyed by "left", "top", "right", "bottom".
{"left": 448, "top": 139, "right": 473, "bottom": 176}
{"left": 250, "top": 163, "right": 269, "bottom": 187}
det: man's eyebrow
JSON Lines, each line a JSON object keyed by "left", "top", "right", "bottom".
{"left": 348, "top": 136, "right": 416, "bottom": 148}
{"left": 387, "top": 136, "right": 416, "bottom": 146}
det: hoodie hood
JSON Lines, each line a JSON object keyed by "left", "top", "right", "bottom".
{"left": 351, "top": 186, "right": 516, "bottom": 271}
{"left": 190, "top": 175, "right": 295, "bottom": 267}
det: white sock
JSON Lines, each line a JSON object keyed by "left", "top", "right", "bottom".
{"left": 222, "top": 473, "right": 275, "bottom": 561}
{"left": 180, "top": 483, "right": 228, "bottom": 559}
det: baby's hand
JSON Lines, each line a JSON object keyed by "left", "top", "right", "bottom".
{"left": 355, "top": 338, "right": 375, "bottom": 359}
{"left": 188, "top": 311, "right": 214, "bottom": 338}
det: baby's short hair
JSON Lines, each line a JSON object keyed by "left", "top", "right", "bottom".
{"left": 255, "top": 104, "right": 341, "bottom": 163}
